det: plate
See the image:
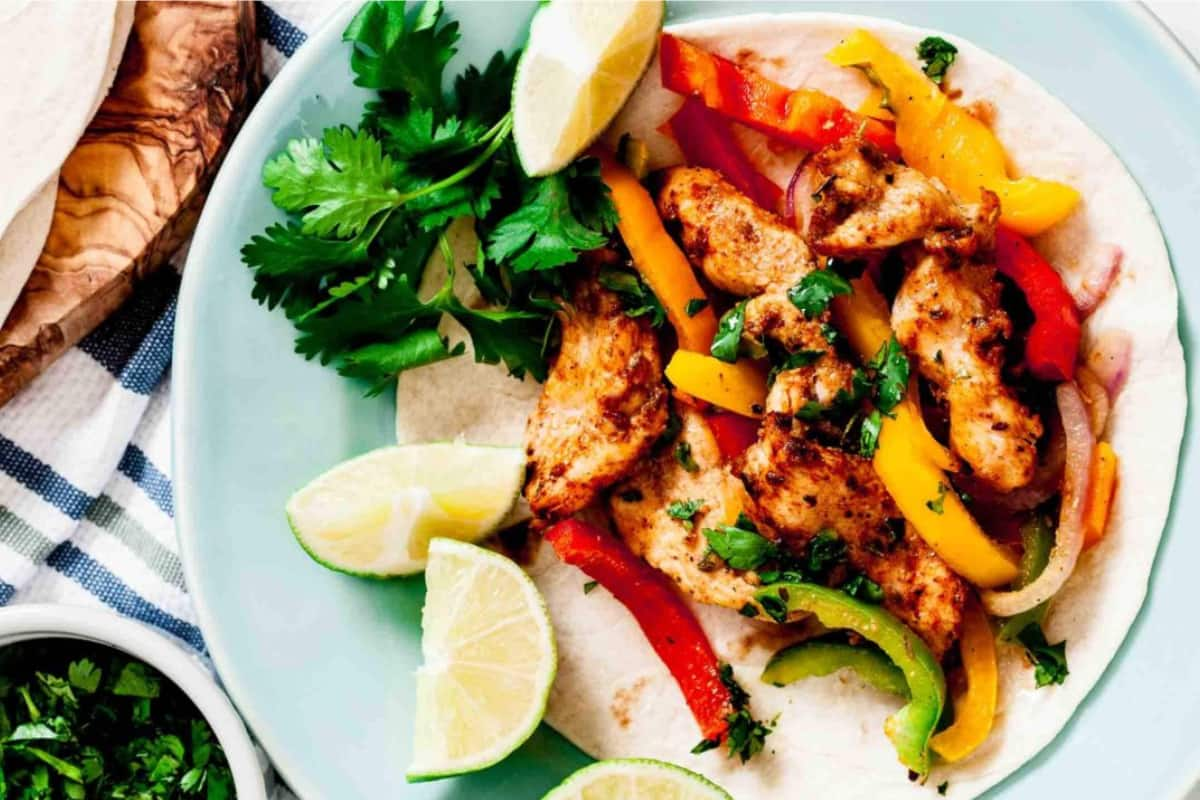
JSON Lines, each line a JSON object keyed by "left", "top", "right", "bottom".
{"left": 175, "top": 3, "right": 1200, "bottom": 798}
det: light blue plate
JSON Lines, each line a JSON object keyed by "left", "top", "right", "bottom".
{"left": 175, "top": 3, "right": 1200, "bottom": 797}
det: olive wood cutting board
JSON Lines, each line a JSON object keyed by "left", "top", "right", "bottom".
{"left": 0, "top": 0, "right": 260, "bottom": 405}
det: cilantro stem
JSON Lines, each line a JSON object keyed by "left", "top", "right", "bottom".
{"left": 397, "top": 112, "right": 514, "bottom": 206}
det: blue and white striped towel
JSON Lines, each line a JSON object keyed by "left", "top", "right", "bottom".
{"left": 1, "top": 2, "right": 336, "bottom": 795}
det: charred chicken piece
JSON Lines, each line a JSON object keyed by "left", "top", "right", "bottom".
{"left": 891, "top": 249, "right": 1043, "bottom": 491}
{"left": 524, "top": 277, "right": 668, "bottom": 520}
{"left": 800, "top": 138, "right": 997, "bottom": 258}
{"left": 609, "top": 407, "right": 762, "bottom": 612}
{"left": 739, "top": 414, "right": 966, "bottom": 658}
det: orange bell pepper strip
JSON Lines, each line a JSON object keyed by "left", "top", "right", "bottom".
{"left": 659, "top": 33, "right": 899, "bottom": 159}
{"left": 826, "top": 30, "right": 1080, "bottom": 237}
{"left": 1083, "top": 442, "right": 1119, "bottom": 549}
{"left": 833, "top": 279, "right": 1019, "bottom": 588}
{"left": 930, "top": 597, "right": 998, "bottom": 762}
{"left": 596, "top": 150, "right": 718, "bottom": 352}
{"left": 665, "top": 351, "right": 768, "bottom": 419}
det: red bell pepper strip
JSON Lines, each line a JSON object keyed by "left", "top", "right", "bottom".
{"left": 994, "top": 226, "right": 1081, "bottom": 382}
{"left": 668, "top": 97, "right": 781, "bottom": 210}
{"left": 659, "top": 33, "right": 899, "bottom": 158}
{"left": 543, "top": 518, "right": 733, "bottom": 741}
{"left": 706, "top": 411, "right": 760, "bottom": 460}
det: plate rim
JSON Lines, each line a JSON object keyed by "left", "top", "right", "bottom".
{"left": 172, "top": 3, "right": 1200, "bottom": 798}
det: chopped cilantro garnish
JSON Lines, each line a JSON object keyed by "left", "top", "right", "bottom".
{"left": 795, "top": 400, "right": 826, "bottom": 421}
{"left": 926, "top": 482, "right": 948, "bottom": 514}
{"left": 710, "top": 300, "right": 749, "bottom": 363}
{"left": 1017, "top": 623, "right": 1069, "bottom": 687}
{"left": 859, "top": 409, "right": 883, "bottom": 457}
{"left": 868, "top": 335, "right": 910, "bottom": 413}
{"left": 842, "top": 573, "right": 885, "bottom": 604}
{"left": 917, "top": 36, "right": 958, "bottom": 85}
{"left": 938, "top": 781, "right": 950, "bottom": 795}
{"left": 685, "top": 298, "right": 709, "bottom": 317}
{"left": 703, "top": 523, "right": 778, "bottom": 571}
{"left": 0, "top": 640, "right": 233, "bottom": 798}
{"left": 674, "top": 441, "right": 700, "bottom": 473}
{"left": 583, "top": 580, "right": 598, "bottom": 595}
{"left": 820, "top": 322, "right": 840, "bottom": 344}
{"left": 598, "top": 267, "right": 666, "bottom": 327}
{"left": 804, "top": 530, "right": 847, "bottom": 578}
{"left": 788, "top": 269, "right": 853, "bottom": 319}
{"left": 667, "top": 499, "right": 705, "bottom": 527}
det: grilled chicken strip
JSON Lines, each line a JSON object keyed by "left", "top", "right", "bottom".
{"left": 801, "top": 138, "right": 996, "bottom": 258}
{"left": 657, "top": 166, "right": 854, "bottom": 409}
{"left": 892, "top": 250, "right": 1043, "bottom": 490}
{"left": 610, "top": 407, "right": 761, "bottom": 612}
{"left": 524, "top": 277, "right": 668, "bottom": 520}
{"left": 740, "top": 414, "right": 966, "bottom": 657}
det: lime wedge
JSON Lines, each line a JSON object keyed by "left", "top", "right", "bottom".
{"left": 543, "top": 759, "right": 733, "bottom": 800}
{"left": 513, "top": 0, "right": 664, "bottom": 176}
{"left": 407, "top": 538, "right": 556, "bottom": 781}
{"left": 284, "top": 443, "right": 525, "bottom": 577}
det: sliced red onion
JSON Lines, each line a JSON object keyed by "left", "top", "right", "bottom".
{"left": 1072, "top": 244, "right": 1123, "bottom": 317}
{"left": 1076, "top": 365, "right": 1111, "bottom": 437}
{"left": 981, "top": 382, "right": 1094, "bottom": 617}
{"left": 1086, "top": 329, "right": 1133, "bottom": 399}
{"left": 786, "top": 157, "right": 814, "bottom": 235}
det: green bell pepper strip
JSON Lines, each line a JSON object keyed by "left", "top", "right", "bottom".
{"left": 756, "top": 583, "right": 945, "bottom": 774}
{"left": 998, "top": 516, "right": 1054, "bottom": 641}
{"left": 761, "top": 639, "right": 910, "bottom": 699}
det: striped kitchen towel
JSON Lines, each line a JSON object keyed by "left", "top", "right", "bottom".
{"left": 0, "top": 2, "right": 340, "bottom": 796}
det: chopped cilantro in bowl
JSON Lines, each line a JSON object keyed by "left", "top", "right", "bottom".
{"left": 0, "top": 639, "right": 236, "bottom": 798}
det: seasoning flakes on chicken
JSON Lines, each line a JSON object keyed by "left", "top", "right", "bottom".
{"left": 524, "top": 277, "right": 668, "bottom": 520}
{"left": 609, "top": 407, "right": 761, "bottom": 612}
{"left": 801, "top": 138, "right": 996, "bottom": 258}
{"left": 739, "top": 414, "right": 966, "bottom": 658}
{"left": 892, "top": 250, "right": 1043, "bottom": 491}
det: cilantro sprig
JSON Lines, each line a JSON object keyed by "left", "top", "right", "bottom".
{"left": 243, "top": 1, "right": 617, "bottom": 391}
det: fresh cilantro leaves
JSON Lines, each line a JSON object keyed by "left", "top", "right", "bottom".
{"left": 486, "top": 159, "right": 616, "bottom": 272}
{"left": 926, "top": 481, "right": 948, "bottom": 515}
{"left": 674, "top": 442, "right": 700, "bottom": 473}
{"left": 917, "top": 36, "right": 958, "bottom": 85}
{"left": 0, "top": 640, "right": 233, "bottom": 799}
{"left": 598, "top": 267, "right": 666, "bottom": 327}
{"left": 704, "top": 523, "right": 778, "bottom": 571}
{"left": 244, "top": 1, "right": 616, "bottom": 390}
{"left": 788, "top": 269, "right": 853, "bottom": 319}
{"left": 692, "top": 665, "right": 776, "bottom": 762}
{"left": 343, "top": 0, "right": 459, "bottom": 108}
{"left": 1017, "top": 623, "right": 1069, "bottom": 687}
{"left": 667, "top": 499, "right": 705, "bottom": 527}
{"left": 685, "top": 298, "right": 709, "bottom": 317}
{"left": 868, "top": 335, "right": 910, "bottom": 413}
{"left": 842, "top": 573, "right": 885, "bottom": 604}
{"left": 859, "top": 409, "right": 883, "bottom": 457}
{"left": 583, "top": 580, "right": 598, "bottom": 595}
{"left": 711, "top": 300, "right": 749, "bottom": 363}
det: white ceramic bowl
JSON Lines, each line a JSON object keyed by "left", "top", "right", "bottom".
{"left": 0, "top": 604, "right": 267, "bottom": 799}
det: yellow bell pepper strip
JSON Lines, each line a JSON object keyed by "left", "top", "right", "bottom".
{"left": 832, "top": 279, "right": 954, "bottom": 471}
{"left": 930, "top": 597, "right": 998, "bottom": 762}
{"left": 665, "top": 351, "right": 767, "bottom": 418}
{"left": 762, "top": 638, "right": 909, "bottom": 698}
{"left": 595, "top": 150, "right": 719, "bottom": 352}
{"left": 832, "top": 278, "right": 1019, "bottom": 588}
{"left": 1082, "top": 442, "right": 1119, "bottom": 549}
{"left": 826, "top": 30, "right": 1080, "bottom": 237}
{"left": 756, "top": 583, "right": 945, "bottom": 775}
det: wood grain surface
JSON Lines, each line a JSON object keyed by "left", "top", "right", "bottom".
{"left": 0, "top": 0, "right": 260, "bottom": 405}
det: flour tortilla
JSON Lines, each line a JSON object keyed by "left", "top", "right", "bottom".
{"left": 0, "top": 0, "right": 134, "bottom": 325}
{"left": 395, "top": 13, "right": 1186, "bottom": 798}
